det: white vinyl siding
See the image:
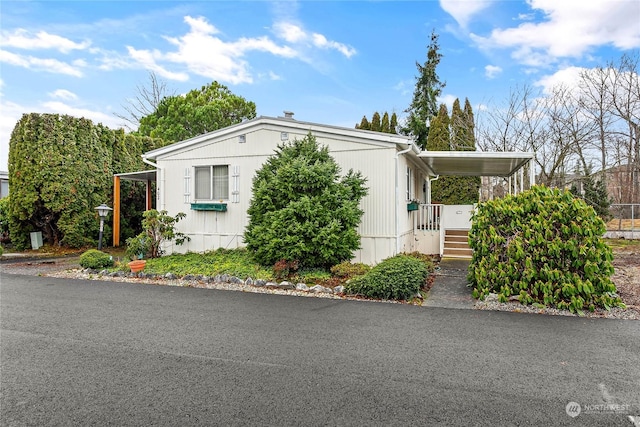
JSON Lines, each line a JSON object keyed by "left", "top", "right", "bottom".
{"left": 194, "top": 165, "right": 229, "bottom": 200}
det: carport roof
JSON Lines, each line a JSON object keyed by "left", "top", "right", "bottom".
{"left": 114, "top": 170, "right": 156, "bottom": 182}
{"left": 417, "top": 151, "right": 534, "bottom": 177}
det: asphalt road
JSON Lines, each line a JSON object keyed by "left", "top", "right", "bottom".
{"left": 1, "top": 273, "right": 639, "bottom": 426}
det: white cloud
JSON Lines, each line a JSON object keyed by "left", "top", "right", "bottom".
{"left": 274, "top": 22, "right": 306, "bottom": 43}
{"left": 440, "top": 0, "right": 493, "bottom": 28}
{"left": 48, "top": 89, "right": 78, "bottom": 101}
{"left": 127, "top": 15, "right": 299, "bottom": 85}
{"left": 484, "top": 64, "right": 502, "bottom": 79}
{"left": 273, "top": 21, "right": 356, "bottom": 58}
{"left": 126, "top": 46, "right": 189, "bottom": 81}
{"left": 268, "top": 71, "right": 282, "bottom": 81}
{"left": 471, "top": 0, "right": 640, "bottom": 67}
{"left": 311, "top": 33, "right": 356, "bottom": 58}
{"left": 0, "top": 49, "right": 84, "bottom": 76}
{"left": 0, "top": 29, "right": 91, "bottom": 53}
{"left": 438, "top": 94, "right": 458, "bottom": 109}
{"left": 534, "top": 66, "right": 585, "bottom": 95}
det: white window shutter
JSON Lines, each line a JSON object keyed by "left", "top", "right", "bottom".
{"left": 184, "top": 168, "right": 191, "bottom": 204}
{"left": 231, "top": 165, "right": 240, "bottom": 203}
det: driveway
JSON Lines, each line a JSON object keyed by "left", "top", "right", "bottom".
{"left": 1, "top": 273, "right": 639, "bottom": 426}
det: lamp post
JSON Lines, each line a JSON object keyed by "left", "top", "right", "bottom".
{"left": 95, "top": 204, "right": 112, "bottom": 250}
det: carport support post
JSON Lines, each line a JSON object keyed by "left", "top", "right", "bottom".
{"left": 113, "top": 176, "right": 121, "bottom": 247}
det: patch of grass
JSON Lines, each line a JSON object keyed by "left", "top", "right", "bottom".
{"left": 605, "top": 238, "right": 640, "bottom": 250}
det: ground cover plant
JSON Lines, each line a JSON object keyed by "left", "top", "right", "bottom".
{"left": 345, "top": 254, "right": 431, "bottom": 300}
{"left": 468, "top": 186, "right": 624, "bottom": 313}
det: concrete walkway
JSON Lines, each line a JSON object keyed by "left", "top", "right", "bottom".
{"left": 424, "top": 258, "right": 475, "bottom": 309}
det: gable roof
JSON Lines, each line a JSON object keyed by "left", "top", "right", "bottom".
{"left": 143, "top": 115, "right": 414, "bottom": 161}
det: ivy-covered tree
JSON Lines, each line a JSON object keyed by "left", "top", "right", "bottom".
{"left": 244, "top": 133, "right": 368, "bottom": 267}
{"left": 136, "top": 81, "right": 256, "bottom": 142}
{"left": 448, "top": 98, "right": 480, "bottom": 203}
{"left": 403, "top": 30, "right": 446, "bottom": 149}
{"left": 7, "top": 113, "right": 165, "bottom": 250}
{"left": 8, "top": 114, "right": 113, "bottom": 249}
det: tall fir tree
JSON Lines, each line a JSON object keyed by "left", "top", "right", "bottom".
{"left": 390, "top": 113, "right": 398, "bottom": 134}
{"left": 426, "top": 104, "right": 450, "bottom": 151}
{"left": 462, "top": 98, "right": 476, "bottom": 151}
{"left": 356, "top": 116, "right": 370, "bottom": 130}
{"left": 355, "top": 112, "right": 397, "bottom": 134}
{"left": 403, "top": 31, "right": 445, "bottom": 149}
{"left": 371, "top": 112, "right": 381, "bottom": 132}
{"left": 381, "top": 112, "right": 390, "bottom": 133}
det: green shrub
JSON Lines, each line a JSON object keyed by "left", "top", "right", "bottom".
{"left": 244, "top": 133, "right": 368, "bottom": 268}
{"left": 345, "top": 255, "right": 429, "bottom": 300}
{"left": 125, "top": 209, "right": 189, "bottom": 260}
{"left": 79, "top": 249, "right": 114, "bottom": 269}
{"left": 330, "top": 261, "right": 371, "bottom": 279}
{"left": 0, "top": 244, "right": 3, "bottom": 256}
{"left": 468, "top": 186, "right": 623, "bottom": 313}
{"left": 401, "top": 251, "right": 436, "bottom": 272}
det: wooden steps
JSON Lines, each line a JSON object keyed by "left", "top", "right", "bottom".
{"left": 443, "top": 229, "right": 472, "bottom": 259}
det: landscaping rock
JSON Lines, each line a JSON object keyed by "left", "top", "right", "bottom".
{"left": 254, "top": 279, "right": 266, "bottom": 287}
{"left": 245, "top": 277, "right": 254, "bottom": 286}
{"left": 164, "top": 272, "right": 177, "bottom": 280}
{"left": 334, "top": 285, "right": 345, "bottom": 294}
{"left": 296, "top": 283, "right": 309, "bottom": 291}
{"left": 278, "top": 281, "right": 295, "bottom": 290}
{"left": 183, "top": 274, "right": 196, "bottom": 281}
{"left": 265, "top": 282, "right": 278, "bottom": 288}
{"left": 310, "top": 284, "right": 332, "bottom": 294}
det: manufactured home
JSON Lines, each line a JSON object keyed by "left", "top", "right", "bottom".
{"left": 114, "top": 114, "right": 534, "bottom": 264}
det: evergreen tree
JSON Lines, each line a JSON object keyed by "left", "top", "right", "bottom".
{"left": 462, "top": 98, "right": 476, "bottom": 151}
{"left": 571, "top": 170, "right": 612, "bottom": 221}
{"left": 356, "top": 116, "right": 370, "bottom": 130}
{"left": 355, "top": 112, "right": 397, "bottom": 134}
{"left": 390, "top": 113, "right": 398, "bottom": 134}
{"left": 426, "top": 104, "right": 450, "bottom": 151}
{"left": 7, "top": 113, "right": 165, "bottom": 250}
{"left": 137, "top": 81, "right": 256, "bottom": 142}
{"left": 371, "top": 112, "right": 381, "bottom": 132}
{"left": 381, "top": 112, "right": 390, "bottom": 133}
{"left": 403, "top": 31, "right": 446, "bottom": 149}
{"left": 244, "top": 133, "right": 368, "bottom": 267}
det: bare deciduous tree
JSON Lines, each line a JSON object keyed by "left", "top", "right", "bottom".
{"left": 115, "top": 71, "right": 174, "bottom": 131}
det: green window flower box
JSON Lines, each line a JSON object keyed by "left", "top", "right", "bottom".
{"left": 191, "top": 203, "right": 227, "bottom": 212}
{"left": 407, "top": 202, "right": 419, "bottom": 211}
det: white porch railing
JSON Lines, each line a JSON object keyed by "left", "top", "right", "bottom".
{"left": 414, "top": 204, "right": 442, "bottom": 232}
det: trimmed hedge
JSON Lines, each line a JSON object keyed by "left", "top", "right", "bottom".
{"left": 345, "top": 255, "right": 429, "bottom": 300}
{"left": 468, "top": 186, "right": 623, "bottom": 313}
{"left": 79, "top": 249, "right": 114, "bottom": 269}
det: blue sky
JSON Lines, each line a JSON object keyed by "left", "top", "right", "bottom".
{"left": 1, "top": 0, "right": 639, "bottom": 170}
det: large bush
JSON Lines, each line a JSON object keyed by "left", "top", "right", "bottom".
{"left": 345, "top": 255, "right": 429, "bottom": 300}
{"left": 468, "top": 186, "right": 623, "bottom": 313}
{"left": 244, "top": 133, "right": 368, "bottom": 268}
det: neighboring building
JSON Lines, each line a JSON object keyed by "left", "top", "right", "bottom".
{"left": 604, "top": 164, "right": 640, "bottom": 205}
{"left": 115, "top": 115, "right": 533, "bottom": 264}
{"left": 0, "top": 171, "right": 8, "bottom": 198}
